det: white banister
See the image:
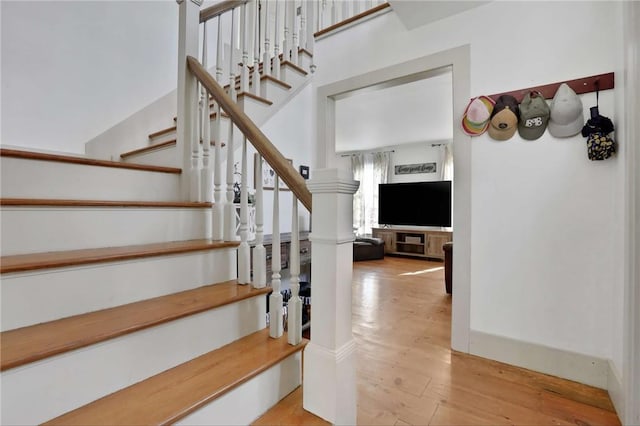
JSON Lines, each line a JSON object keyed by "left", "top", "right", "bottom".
{"left": 287, "top": 195, "right": 302, "bottom": 345}
{"left": 272, "top": 0, "right": 281, "bottom": 79}
{"left": 176, "top": 0, "right": 202, "bottom": 202}
{"left": 212, "top": 15, "right": 224, "bottom": 241}
{"left": 201, "top": 21, "right": 212, "bottom": 203}
{"left": 269, "top": 175, "right": 283, "bottom": 338}
{"left": 224, "top": 7, "right": 238, "bottom": 241}
{"left": 262, "top": 0, "right": 271, "bottom": 77}
{"left": 252, "top": 154, "right": 267, "bottom": 288}
{"left": 251, "top": 0, "right": 261, "bottom": 95}
{"left": 240, "top": 2, "right": 250, "bottom": 93}
{"left": 238, "top": 136, "right": 250, "bottom": 284}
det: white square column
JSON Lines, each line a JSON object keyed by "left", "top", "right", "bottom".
{"left": 303, "top": 168, "right": 359, "bottom": 425}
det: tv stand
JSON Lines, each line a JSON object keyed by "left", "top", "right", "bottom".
{"left": 372, "top": 227, "right": 452, "bottom": 260}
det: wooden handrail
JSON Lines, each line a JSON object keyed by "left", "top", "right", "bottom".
{"left": 314, "top": 2, "right": 391, "bottom": 38}
{"left": 187, "top": 56, "right": 312, "bottom": 212}
{"left": 200, "top": 0, "right": 247, "bottom": 23}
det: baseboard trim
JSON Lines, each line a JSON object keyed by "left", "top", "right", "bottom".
{"left": 607, "top": 359, "right": 625, "bottom": 420}
{"left": 469, "top": 330, "right": 608, "bottom": 388}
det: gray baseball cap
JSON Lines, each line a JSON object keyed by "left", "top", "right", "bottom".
{"left": 548, "top": 83, "right": 584, "bottom": 138}
{"left": 518, "top": 91, "right": 550, "bottom": 141}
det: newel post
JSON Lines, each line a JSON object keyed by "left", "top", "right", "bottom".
{"left": 303, "top": 168, "right": 359, "bottom": 425}
{"left": 176, "top": 0, "right": 202, "bottom": 201}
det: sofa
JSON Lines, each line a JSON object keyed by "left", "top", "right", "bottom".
{"left": 353, "top": 237, "right": 385, "bottom": 261}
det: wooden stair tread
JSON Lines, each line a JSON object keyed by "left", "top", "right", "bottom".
{"left": 0, "top": 148, "right": 181, "bottom": 174}
{"left": 0, "top": 198, "right": 212, "bottom": 208}
{"left": 0, "top": 239, "right": 238, "bottom": 274}
{"left": 1, "top": 281, "right": 270, "bottom": 372}
{"left": 120, "top": 140, "right": 177, "bottom": 159}
{"left": 280, "top": 60, "right": 308, "bottom": 76}
{"left": 121, "top": 140, "right": 224, "bottom": 159}
{"left": 44, "top": 330, "right": 307, "bottom": 425}
{"left": 237, "top": 91, "right": 273, "bottom": 106}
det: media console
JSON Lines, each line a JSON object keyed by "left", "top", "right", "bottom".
{"left": 372, "top": 227, "right": 452, "bottom": 260}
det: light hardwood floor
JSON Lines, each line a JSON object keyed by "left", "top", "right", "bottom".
{"left": 254, "top": 256, "right": 620, "bottom": 425}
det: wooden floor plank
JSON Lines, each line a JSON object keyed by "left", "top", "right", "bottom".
{"left": 0, "top": 239, "right": 238, "bottom": 274}
{"left": 1, "top": 280, "right": 269, "bottom": 371}
{"left": 254, "top": 256, "right": 621, "bottom": 425}
{"left": 44, "top": 329, "right": 307, "bottom": 426}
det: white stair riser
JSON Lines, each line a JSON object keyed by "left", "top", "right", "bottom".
{"left": 176, "top": 352, "right": 302, "bottom": 425}
{"left": 1, "top": 207, "right": 211, "bottom": 255}
{"left": 0, "top": 158, "right": 181, "bottom": 201}
{"left": 1, "top": 297, "right": 267, "bottom": 426}
{"left": 260, "top": 79, "right": 291, "bottom": 107}
{"left": 279, "top": 64, "right": 307, "bottom": 88}
{"left": 1, "top": 249, "right": 237, "bottom": 331}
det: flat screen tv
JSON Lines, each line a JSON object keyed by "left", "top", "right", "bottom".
{"left": 378, "top": 181, "right": 451, "bottom": 227}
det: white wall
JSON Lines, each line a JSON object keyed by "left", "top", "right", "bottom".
{"left": 1, "top": 1, "right": 178, "bottom": 154}
{"left": 313, "top": 1, "right": 624, "bottom": 364}
{"left": 387, "top": 142, "right": 446, "bottom": 184}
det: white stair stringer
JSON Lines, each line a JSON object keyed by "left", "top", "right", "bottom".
{"left": 0, "top": 156, "right": 181, "bottom": 202}
{"left": 176, "top": 352, "right": 302, "bottom": 425}
{"left": 1, "top": 206, "right": 211, "bottom": 255}
{"left": 1, "top": 248, "right": 237, "bottom": 331}
{"left": 0, "top": 296, "right": 267, "bottom": 426}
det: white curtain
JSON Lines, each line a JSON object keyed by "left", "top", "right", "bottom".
{"left": 351, "top": 154, "right": 365, "bottom": 236}
{"left": 439, "top": 144, "right": 454, "bottom": 181}
{"left": 352, "top": 151, "right": 391, "bottom": 236}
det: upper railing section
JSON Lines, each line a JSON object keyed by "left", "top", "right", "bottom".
{"left": 200, "top": 0, "right": 248, "bottom": 23}
{"left": 315, "top": 0, "right": 389, "bottom": 38}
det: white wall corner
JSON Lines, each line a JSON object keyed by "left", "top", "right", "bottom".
{"left": 469, "top": 330, "right": 609, "bottom": 389}
{"left": 607, "top": 359, "right": 624, "bottom": 419}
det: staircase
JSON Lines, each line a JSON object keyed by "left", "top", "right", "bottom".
{"left": 0, "top": 1, "right": 384, "bottom": 423}
{"left": 0, "top": 148, "right": 306, "bottom": 425}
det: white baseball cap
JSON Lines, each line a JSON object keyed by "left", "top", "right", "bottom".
{"left": 548, "top": 83, "right": 584, "bottom": 138}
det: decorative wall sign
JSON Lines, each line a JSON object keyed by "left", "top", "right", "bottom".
{"left": 254, "top": 153, "right": 292, "bottom": 190}
{"left": 394, "top": 162, "right": 436, "bottom": 175}
{"left": 299, "top": 165, "right": 310, "bottom": 180}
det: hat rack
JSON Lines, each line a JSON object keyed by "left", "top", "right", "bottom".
{"left": 486, "top": 72, "right": 614, "bottom": 103}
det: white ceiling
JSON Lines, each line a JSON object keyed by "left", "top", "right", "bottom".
{"left": 388, "top": 0, "right": 491, "bottom": 30}
{"left": 335, "top": 68, "right": 453, "bottom": 153}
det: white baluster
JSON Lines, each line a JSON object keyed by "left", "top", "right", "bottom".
{"left": 272, "top": 0, "right": 281, "bottom": 79}
{"left": 224, "top": 8, "right": 238, "bottom": 241}
{"left": 287, "top": 195, "right": 302, "bottom": 345}
{"left": 307, "top": 0, "right": 316, "bottom": 73}
{"left": 331, "top": 0, "right": 338, "bottom": 25}
{"left": 238, "top": 136, "right": 250, "bottom": 284}
{"left": 282, "top": 0, "right": 290, "bottom": 62}
{"left": 213, "top": 15, "right": 224, "bottom": 241}
{"left": 365, "top": 0, "right": 372, "bottom": 10}
{"left": 318, "top": 0, "right": 325, "bottom": 31}
{"left": 177, "top": 0, "right": 201, "bottom": 201}
{"left": 269, "top": 175, "right": 283, "bottom": 338}
{"left": 252, "top": 154, "right": 267, "bottom": 288}
{"left": 228, "top": 7, "right": 238, "bottom": 99}
{"left": 299, "top": 0, "right": 307, "bottom": 57}
{"left": 252, "top": 0, "right": 261, "bottom": 95}
{"left": 291, "top": 0, "right": 299, "bottom": 65}
{"left": 240, "top": 2, "right": 250, "bottom": 93}
{"left": 342, "top": 0, "right": 349, "bottom": 21}
{"left": 192, "top": 90, "right": 202, "bottom": 202}
{"left": 263, "top": 0, "right": 271, "bottom": 77}
{"left": 201, "top": 21, "right": 212, "bottom": 203}
{"left": 353, "top": 0, "right": 361, "bottom": 15}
